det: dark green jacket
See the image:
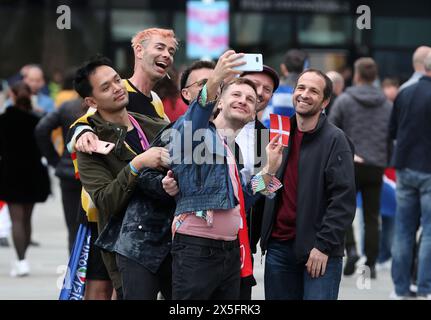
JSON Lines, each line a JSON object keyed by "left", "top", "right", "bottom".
{"left": 76, "top": 111, "right": 167, "bottom": 290}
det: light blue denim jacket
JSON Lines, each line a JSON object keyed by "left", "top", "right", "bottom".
{"left": 167, "top": 89, "right": 260, "bottom": 216}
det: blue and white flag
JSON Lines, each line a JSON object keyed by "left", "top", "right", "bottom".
{"left": 59, "top": 224, "right": 91, "bottom": 300}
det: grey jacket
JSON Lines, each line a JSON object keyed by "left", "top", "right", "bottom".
{"left": 35, "top": 99, "right": 86, "bottom": 180}
{"left": 328, "top": 85, "right": 392, "bottom": 168}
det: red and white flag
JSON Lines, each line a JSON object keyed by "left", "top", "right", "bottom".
{"left": 270, "top": 113, "right": 290, "bottom": 146}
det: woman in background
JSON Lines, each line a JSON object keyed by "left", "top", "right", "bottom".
{"left": 0, "top": 81, "right": 51, "bottom": 277}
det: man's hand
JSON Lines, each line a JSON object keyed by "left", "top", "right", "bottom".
{"left": 305, "top": 248, "right": 329, "bottom": 278}
{"left": 264, "top": 133, "right": 284, "bottom": 175}
{"left": 205, "top": 50, "right": 245, "bottom": 101}
{"left": 131, "top": 147, "right": 170, "bottom": 171}
{"left": 76, "top": 131, "right": 99, "bottom": 154}
{"left": 354, "top": 154, "right": 365, "bottom": 163}
{"left": 162, "top": 170, "right": 179, "bottom": 197}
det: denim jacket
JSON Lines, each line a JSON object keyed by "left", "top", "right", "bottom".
{"left": 167, "top": 91, "right": 260, "bottom": 216}
{"left": 96, "top": 167, "right": 175, "bottom": 274}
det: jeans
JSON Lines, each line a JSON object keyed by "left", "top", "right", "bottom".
{"left": 391, "top": 169, "right": 431, "bottom": 296}
{"left": 264, "top": 239, "right": 342, "bottom": 300}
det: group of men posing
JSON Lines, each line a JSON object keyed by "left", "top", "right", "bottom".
{"left": 68, "top": 28, "right": 356, "bottom": 300}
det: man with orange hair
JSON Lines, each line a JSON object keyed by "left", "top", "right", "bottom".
{"left": 70, "top": 27, "right": 178, "bottom": 153}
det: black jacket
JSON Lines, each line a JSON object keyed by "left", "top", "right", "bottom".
{"left": 95, "top": 123, "right": 176, "bottom": 274}
{"left": 0, "top": 107, "right": 51, "bottom": 203}
{"left": 96, "top": 167, "right": 175, "bottom": 274}
{"left": 260, "top": 114, "right": 356, "bottom": 262}
{"left": 389, "top": 76, "right": 431, "bottom": 173}
{"left": 35, "top": 99, "right": 86, "bottom": 180}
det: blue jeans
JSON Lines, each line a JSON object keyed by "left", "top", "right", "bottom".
{"left": 264, "top": 239, "right": 342, "bottom": 300}
{"left": 391, "top": 169, "right": 431, "bottom": 296}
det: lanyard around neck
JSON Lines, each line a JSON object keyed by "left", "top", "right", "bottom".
{"left": 128, "top": 114, "right": 150, "bottom": 151}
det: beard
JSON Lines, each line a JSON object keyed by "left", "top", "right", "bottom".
{"left": 293, "top": 100, "right": 323, "bottom": 118}
{"left": 295, "top": 106, "right": 322, "bottom": 117}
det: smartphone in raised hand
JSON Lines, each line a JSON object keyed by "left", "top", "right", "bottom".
{"left": 232, "top": 53, "right": 263, "bottom": 72}
{"left": 94, "top": 140, "right": 115, "bottom": 155}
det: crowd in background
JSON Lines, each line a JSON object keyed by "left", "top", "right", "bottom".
{"left": 0, "top": 35, "right": 430, "bottom": 300}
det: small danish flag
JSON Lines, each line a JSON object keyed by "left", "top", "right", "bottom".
{"left": 270, "top": 113, "right": 291, "bottom": 146}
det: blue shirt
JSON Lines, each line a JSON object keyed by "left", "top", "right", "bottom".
{"left": 261, "top": 83, "right": 295, "bottom": 128}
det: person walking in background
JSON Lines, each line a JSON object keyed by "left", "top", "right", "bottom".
{"left": 375, "top": 77, "right": 399, "bottom": 270}
{"left": 389, "top": 52, "right": 431, "bottom": 300}
{"left": 0, "top": 82, "right": 51, "bottom": 277}
{"left": 325, "top": 70, "right": 345, "bottom": 116}
{"left": 35, "top": 97, "right": 87, "bottom": 253}
{"left": 329, "top": 58, "right": 392, "bottom": 279}
{"left": 4, "top": 65, "right": 55, "bottom": 114}
{"left": 23, "top": 65, "right": 55, "bottom": 114}
{"left": 382, "top": 77, "right": 400, "bottom": 103}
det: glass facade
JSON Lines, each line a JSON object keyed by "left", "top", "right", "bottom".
{"left": 0, "top": 0, "right": 430, "bottom": 84}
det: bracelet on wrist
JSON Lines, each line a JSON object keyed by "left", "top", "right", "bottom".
{"left": 129, "top": 162, "right": 140, "bottom": 176}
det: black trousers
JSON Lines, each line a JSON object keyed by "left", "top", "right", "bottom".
{"left": 345, "top": 163, "right": 384, "bottom": 266}
{"left": 116, "top": 253, "right": 172, "bottom": 300}
{"left": 59, "top": 179, "right": 81, "bottom": 253}
{"left": 172, "top": 233, "right": 240, "bottom": 300}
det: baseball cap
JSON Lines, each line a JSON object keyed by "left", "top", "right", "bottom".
{"left": 242, "top": 64, "right": 280, "bottom": 91}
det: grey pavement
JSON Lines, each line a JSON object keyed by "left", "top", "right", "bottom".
{"left": 0, "top": 175, "right": 395, "bottom": 300}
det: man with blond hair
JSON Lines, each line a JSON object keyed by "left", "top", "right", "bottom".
{"left": 71, "top": 27, "right": 178, "bottom": 153}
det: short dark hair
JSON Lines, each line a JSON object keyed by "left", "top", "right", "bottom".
{"left": 382, "top": 77, "right": 400, "bottom": 88}
{"left": 284, "top": 49, "right": 309, "bottom": 74}
{"left": 220, "top": 77, "right": 257, "bottom": 98}
{"left": 11, "top": 81, "right": 32, "bottom": 111}
{"left": 74, "top": 55, "right": 114, "bottom": 98}
{"left": 180, "top": 60, "right": 216, "bottom": 104}
{"left": 296, "top": 69, "right": 333, "bottom": 102}
{"left": 354, "top": 57, "right": 378, "bottom": 83}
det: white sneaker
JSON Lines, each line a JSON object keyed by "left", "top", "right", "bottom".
{"left": 389, "top": 291, "right": 411, "bottom": 300}
{"left": 376, "top": 260, "right": 391, "bottom": 271}
{"left": 10, "top": 260, "right": 30, "bottom": 277}
{"left": 416, "top": 294, "right": 431, "bottom": 300}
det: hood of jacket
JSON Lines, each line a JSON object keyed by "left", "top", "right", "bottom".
{"left": 345, "top": 85, "right": 387, "bottom": 108}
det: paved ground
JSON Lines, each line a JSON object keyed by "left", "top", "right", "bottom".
{"left": 0, "top": 175, "right": 395, "bottom": 300}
